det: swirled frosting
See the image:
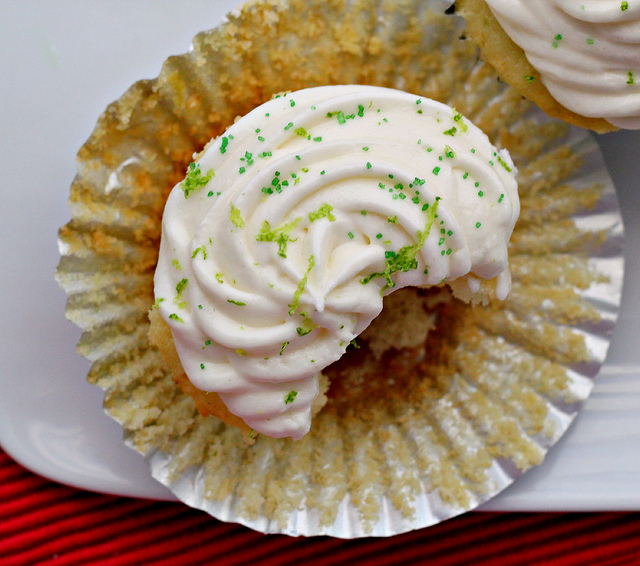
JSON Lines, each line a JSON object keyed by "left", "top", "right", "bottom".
{"left": 154, "top": 85, "right": 519, "bottom": 439}
{"left": 484, "top": 0, "right": 640, "bottom": 129}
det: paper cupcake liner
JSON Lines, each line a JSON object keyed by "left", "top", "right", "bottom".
{"left": 56, "top": 0, "right": 624, "bottom": 537}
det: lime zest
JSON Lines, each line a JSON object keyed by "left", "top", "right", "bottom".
{"left": 255, "top": 217, "right": 302, "bottom": 258}
{"left": 361, "top": 198, "right": 440, "bottom": 292}
{"left": 230, "top": 204, "right": 245, "bottom": 229}
{"left": 288, "top": 255, "right": 315, "bottom": 316}
{"left": 308, "top": 203, "right": 335, "bottom": 223}
{"left": 181, "top": 162, "right": 214, "bottom": 198}
{"left": 284, "top": 390, "right": 298, "bottom": 404}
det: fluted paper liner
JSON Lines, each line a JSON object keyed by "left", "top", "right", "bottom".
{"left": 56, "top": 0, "right": 624, "bottom": 537}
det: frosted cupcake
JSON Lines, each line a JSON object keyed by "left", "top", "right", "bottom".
{"left": 56, "top": 0, "right": 623, "bottom": 537}
{"left": 150, "top": 84, "right": 519, "bottom": 443}
{"left": 457, "top": 0, "right": 640, "bottom": 132}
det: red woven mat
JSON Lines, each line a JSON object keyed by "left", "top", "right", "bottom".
{"left": 1, "top": 448, "right": 639, "bottom": 566}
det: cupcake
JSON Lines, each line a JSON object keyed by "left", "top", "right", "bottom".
{"left": 56, "top": 0, "right": 623, "bottom": 537}
{"left": 457, "top": 0, "right": 640, "bottom": 132}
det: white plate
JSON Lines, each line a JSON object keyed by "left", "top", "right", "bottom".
{"left": 1, "top": 1, "right": 639, "bottom": 511}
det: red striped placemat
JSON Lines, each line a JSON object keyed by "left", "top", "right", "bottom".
{"left": 1, "top": 448, "right": 639, "bottom": 565}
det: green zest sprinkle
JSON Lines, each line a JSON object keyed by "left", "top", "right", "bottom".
{"left": 290, "top": 99, "right": 296, "bottom": 107}
{"left": 176, "top": 278, "right": 188, "bottom": 295}
{"left": 376, "top": 233, "right": 383, "bottom": 239}
{"left": 348, "top": 232, "right": 354, "bottom": 239}
{"left": 361, "top": 198, "right": 440, "bottom": 292}
{"left": 432, "top": 166, "right": 441, "bottom": 175}
{"left": 452, "top": 111, "right": 468, "bottom": 132}
{"left": 191, "top": 246, "right": 207, "bottom": 260}
{"left": 296, "top": 315, "right": 317, "bottom": 336}
{"left": 256, "top": 217, "right": 302, "bottom": 258}
{"left": 308, "top": 203, "right": 336, "bottom": 223}
{"left": 284, "top": 390, "right": 298, "bottom": 405}
{"left": 295, "top": 127, "right": 308, "bottom": 137}
{"left": 366, "top": 162, "right": 372, "bottom": 169}
{"left": 476, "top": 222, "right": 482, "bottom": 228}
{"left": 215, "top": 273, "right": 224, "bottom": 284}
{"left": 524, "top": 75, "right": 535, "bottom": 83}
{"left": 628, "top": 71, "right": 635, "bottom": 85}
{"left": 229, "top": 204, "right": 245, "bottom": 229}
{"left": 236, "top": 349, "right": 247, "bottom": 356}
{"left": 497, "top": 155, "right": 512, "bottom": 172}
{"left": 349, "top": 339, "right": 360, "bottom": 349}
{"left": 152, "top": 297, "right": 165, "bottom": 309}
{"left": 200, "top": 363, "right": 205, "bottom": 370}
{"left": 288, "top": 255, "right": 315, "bottom": 316}
{"left": 587, "top": 38, "right": 594, "bottom": 45}
{"left": 220, "top": 137, "right": 229, "bottom": 154}
{"left": 498, "top": 193, "right": 505, "bottom": 203}
{"left": 168, "top": 313, "right": 183, "bottom": 323}
{"left": 443, "top": 127, "right": 457, "bottom": 136}
{"left": 444, "top": 145, "right": 455, "bottom": 158}
{"left": 553, "top": 34, "right": 562, "bottom": 49}
{"left": 228, "top": 299, "right": 246, "bottom": 306}
{"left": 388, "top": 215, "right": 397, "bottom": 224}
{"left": 280, "top": 342, "right": 289, "bottom": 355}
{"left": 181, "top": 162, "right": 214, "bottom": 198}
{"left": 174, "top": 278, "right": 188, "bottom": 309}
{"left": 622, "top": 1, "right": 629, "bottom": 10}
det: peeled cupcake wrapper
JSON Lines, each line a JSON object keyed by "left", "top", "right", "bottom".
{"left": 56, "top": 0, "right": 624, "bottom": 537}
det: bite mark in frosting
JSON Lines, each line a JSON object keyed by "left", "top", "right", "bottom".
{"left": 484, "top": 0, "right": 640, "bottom": 129}
{"left": 154, "top": 85, "right": 519, "bottom": 439}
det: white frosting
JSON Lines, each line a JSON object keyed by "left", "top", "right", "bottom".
{"left": 484, "top": 0, "right": 640, "bottom": 129}
{"left": 154, "top": 85, "right": 519, "bottom": 439}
